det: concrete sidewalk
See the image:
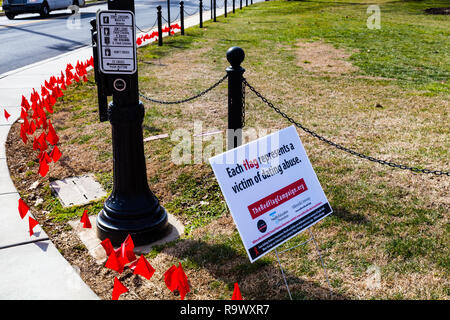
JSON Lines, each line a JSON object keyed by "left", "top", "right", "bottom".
{"left": 0, "top": 46, "right": 99, "bottom": 299}
{"left": 0, "top": 3, "right": 249, "bottom": 299}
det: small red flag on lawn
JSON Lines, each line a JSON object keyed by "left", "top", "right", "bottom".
{"left": 50, "top": 145, "right": 62, "bottom": 162}
{"left": 18, "top": 198, "right": 29, "bottom": 219}
{"left": 177, "top": 263, "right": 190, "bottom": 300}
{"left": 232, "top": 282, "right": 243, "bottom": 300}
{"left": 28, "top": 216, "right": 39, "bottom": 236}
{"left": 100, "top": 238, "right": 114, "bottom": 257}
{"left": 4, "top": 109, "right": 10, "bottom": 121}
{"left": 20, "top": 124, "right": 28, "bottom": 144}
{"left": 119, "top": 234, "right": 136, "bottom": 264}
{"left": 164, "top": 263, "right": 190, "bottom": 300}
{"left": 164, "top": 265, "right": 179, "bottom": 292}
{"left": 105, "top": 251, "right": 124, "bottom": 274}
{"left": 80, "top": 209, "right": 91, "bottom": 228}
{"left": 132, "top": 255, "right": 155, "bottom": 280}
{"left": 112, "top": 277, "right": 128, "bottom": 300}
{"left": 38, "top": 156, "right": 49, "bottom": 177}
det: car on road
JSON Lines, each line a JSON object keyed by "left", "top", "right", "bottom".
{"left": 2, "top": 0, "right": 86, "bottom": 20}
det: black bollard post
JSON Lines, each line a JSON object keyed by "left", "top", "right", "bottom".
{"left": 233, "top": 0, "right": 235, "bottom": 13}
{"left": 96, "top": 0, "right": 169, "bottom": 246}
{"left": 246, "top": 0, "right": 248, "bottom": 7}
{"left": 224, "top": 0, "right": 227, "bottom": 17}
{"left": 213, "top": 0, "right": 216, "bottom": 22}
{"left": 167, "top": 0, "right": 171, "bottom": 36}
{"left": 199, "top": 0, "right": 203, "bottom": 28}
{"left": 226, "top": 47, "right": 245, "bottom": 150}
{"left": 157, "top": 6, "right": 163, "bottom": 46}
{"left": 180, "top": 1, "right": 184, "bottom": 35}
{"left": 251, "top": 0, "right": 253, "bottom": 5}
{"left": 240, "top": 0, "right": 242, "bottom": 10}
{"left": 210, "top": 0, "right": 213, "bottom": 19}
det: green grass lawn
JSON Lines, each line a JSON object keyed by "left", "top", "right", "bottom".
{"left": 10, "top": 0, "right": 449, "bottom": 300}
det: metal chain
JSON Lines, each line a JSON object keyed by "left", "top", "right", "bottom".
{"left": 139, "top": 74, "right": 228, "bottom": 105}
{"left": 243, "top": 78, "right": 449, "bottom": 176}
{"left": 136, "top": 18, "right": 158, "bottom": 33}
{"left": 184, "top": 8, "right": 199, "bottom": 16}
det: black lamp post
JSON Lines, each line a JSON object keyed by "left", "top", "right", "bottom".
{"left": 94, "top": 0, "right": 169, "bottom": 246}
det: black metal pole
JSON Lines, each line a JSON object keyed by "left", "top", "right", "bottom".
{"left": 213, "top": 0, "right": 216, "bottom": 22}
{"left": 157, "top": 6, "right": 163, "bottom": 46}
{"left": 97, "top": 0, "right": 169, "bottom": 246}
{"left": 167, "top": 0, "right": 171, "bottom": 36}
{"left": 251, "top": 0, "right": 253, "bottom": 5}
{"left": 180, "top": 1, "right": 184, "bottom": 35}
{"left": 90, "top": 19, "right": 108, "bottom": 122}
{"left": 246, "top": 0, "right": 248, "bottom": 7}
{"left": 210, "top": 0, "right": 213, "bottom": 19}
{"left": 233, "top": 0, "right": 235, "bottom": 13}
{"left": 226, "top": 47, "right": 245, "bottom": 150}
{"left": 240, "top": 0, "right": 242, "bottom": 10}
{"left": 225, "top": 0, "right": 227, "bottom": 17}
{"left": 199, "top": 0, "right": 203, "bottom": 28}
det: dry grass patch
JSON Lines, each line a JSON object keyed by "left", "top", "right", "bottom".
{"left": 296, "top": 41, "right": 359, "bottom": 75}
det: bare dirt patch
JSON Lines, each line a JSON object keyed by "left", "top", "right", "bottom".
{"left": 296, "top": 41, "right": 359, "bottom": 75}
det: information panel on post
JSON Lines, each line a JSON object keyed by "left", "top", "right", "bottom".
{"left": 96, "top": 10, "right": 137, "bottom": 75}
{"left": 209, "top": 126, "right": 333, "bottom": 263}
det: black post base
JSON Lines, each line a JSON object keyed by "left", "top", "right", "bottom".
{"left": 96, "top": 205, "right": 169, "bottom": 247}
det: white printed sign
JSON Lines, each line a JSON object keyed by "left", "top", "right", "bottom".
{"left": 209, "top": 126, "right": 332, "bottom": 262}
{"left": 97, "top": 10, "right": 137, "bottom": 74}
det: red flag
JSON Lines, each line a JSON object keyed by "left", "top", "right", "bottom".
{"left": 101, "top": 238, "right": 114, "bottom": 256}
{"left": 120, "top": 234, "right": 136, "bottom": 264}
{"left": 43, "top": 96, "right": 53, "bottom": 114}
{"left": 232, "top": 282, "right": 243, "bottom": 300}
{"left": 112, "top": 277, "right": 128, "bottom": 300}
{"left": 37, "top": 131, "right": 48, "bottom": 152}
{"left": 21, "top": 95, "right": 31, "bottom": 111}
{"left": 27, "top": 120, "right": 36, "bottom": 135}
{"left": 20, "top": 108, "right": 28, "bottom": 120}
{"left": 44, "top": 79, "right": 53, "bottom": 91}
{"left": 18, "top": 198, "right": 29, "bottom": 219}
{"left": 132, "top": 255, "right": 155, "bottom": 280}
{"left": 60, "top": 80, "right": 67, "bottom": 91}
{"left": 50, "top": 145, "right": 62, "bottom": 162}
{"left": 46, "top": 120, "right": 59, "bottom": 145}
{"left": 38, "top": 150, "right": 52, "bottom": 164}
{"left": 80, "top": 209, "right": 91, "bottom": 228}
{"left": 4, "top": 109, "right": 10, "bottom": 121}
{"left": 20, "top": 124, "right": 28, "bottom": 144}
{"left": 105, "top": 251, "right": 124, "bottom": 274}
{"left": 28, "top": 216, "right": 39, "bottom": 236}
{"left": 177, "top": 263, "right": 190, "bottom": 300}
{"left": 22, "top": 116, "right": 30, "bottom": 133}
{"left": 38, "top": 156, "right": 49, "bottom": 177}
{"left": 32, "top": 136, "right": 40, "bottom": 151}
{"left": 164, "top": 265, "right": 179, "bottom": 292}
{"left": 41, "top": 85, "right": 49, "bottom": 97}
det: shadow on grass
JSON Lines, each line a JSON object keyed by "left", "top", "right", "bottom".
{"left": 332, "top": 207, "right": 370, "bottom": 225}
{"left": 164, "top": 238, "right": 348, "bottom": 300}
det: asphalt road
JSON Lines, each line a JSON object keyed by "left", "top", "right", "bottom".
{"left": 0, "top": 0, "right": 203, "bottom": 75}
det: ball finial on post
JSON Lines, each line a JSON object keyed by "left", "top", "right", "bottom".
{"left": 226, "top": 46, "right": 245, "bottom": 69}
